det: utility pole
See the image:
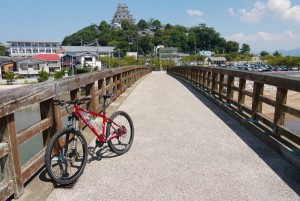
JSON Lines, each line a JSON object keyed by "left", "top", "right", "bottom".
{"left": 118, "top": 48, "right": 120, "bottom": 67}
{"left": 136, "top": 32, "right": 139, "bottom": 65}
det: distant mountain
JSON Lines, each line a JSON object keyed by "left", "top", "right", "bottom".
{"left": 278, "top": 48, "right": 300, "bottom": 56}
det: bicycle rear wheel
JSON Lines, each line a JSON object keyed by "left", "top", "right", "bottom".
{"left": 106, "top": 111, "right": 134, "bottom": 155}
{"left": 45, "top": 128, "right": 88, "bottom": 185}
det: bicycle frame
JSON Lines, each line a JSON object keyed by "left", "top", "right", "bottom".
{"left": 72, "top": 104, "right": 126, "bottom": 144}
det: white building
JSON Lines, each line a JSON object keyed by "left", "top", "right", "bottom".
{"left": 6, "top": 41, "right": 60, "bottom": 57}
{"left": 75, "top": 52, "right": 101, "bottom": 70}
{"left": 61, "top": 46, "right": 115, "bottom": 57}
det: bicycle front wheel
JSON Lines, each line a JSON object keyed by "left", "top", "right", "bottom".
{"left": 45, "top": 128, "right": 88, "bottom": 185}
{"left": 106, "top": 111, "right": 134, "bottom": 155}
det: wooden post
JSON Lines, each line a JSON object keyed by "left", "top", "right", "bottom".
{"left": 86, "top": 83, "right": 97, "bottom": 112}
{"left": 252, "top": 82, "right": 264, "bottom": 119}
{"left": 238, "top": 78, "right": 246, "bottom": 110}
{"left": 70, "top": 88, "right": 80, "bottom": 101}
{"left": 0, "top": 114, "right": 24, "bottom": 198}
{"left": 218, "top": 74, "right": 224, "bottom": 101}
{"left": 120, "top": 71, "right": 124, "bottom": 93}
{"left": 211, "top": 72, "right": 217, "bottom": 95}
{"left": 273, "top": 87, "right": 287, "bottom": 135}
{"left": 40, "top": 98, "right": 56, "bottom": 146}
{"left": 207, "top": 71, "right": 211, "bottom": 91}
{"left": 226, "top": 76, "right": 234, "bottom": 103}
{"left": 202, "top": 71, "right": 206, "bottom": 89}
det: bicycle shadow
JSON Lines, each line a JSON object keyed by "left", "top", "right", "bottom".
{"left": 87, "top": 145, "right": 119, "bottom": 163}
{"left": 38, "top": 166, "right": 81, "bottom": 189}
{"left": 168, "top": 73, "right": 300, "bottom": 196}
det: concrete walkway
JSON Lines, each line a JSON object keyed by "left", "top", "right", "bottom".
{"left": 47, "top": 71, "right": 300, "bottom": 201}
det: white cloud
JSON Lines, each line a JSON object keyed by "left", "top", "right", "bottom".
{"left": 226, "top": 31, "right": 296, "bottom": 42}
{"left": 267, "top": 0, "right": 300, "bottom": 22}
{"left": 237, "top": 0, "right": 300, "bottom": 24}
{"left": 238, "top": 1, "right": 266, "bottom": 24}
{"left": 187, "top": 10, "right": 203, "bottom": 16}
{"left": 228, "top": 8, "right": 235, "bottom": 16}
{"left": 226, "top": 31, "right": 299, "bottom": 52}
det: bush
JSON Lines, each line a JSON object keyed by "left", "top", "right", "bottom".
{"left": 54, "top": 70, "right": 64, "bottom": 79}
{"left": 3, "top": 72, "right": 15, "bottom": 84}
{"left": 15, "top": 75, "right": 26, "bottom": 79}
{"left": 76, "top": 68, "right": 88, "bottom": 74}
{"left": 38, "top": 68, "right": 49, "bottom": 82}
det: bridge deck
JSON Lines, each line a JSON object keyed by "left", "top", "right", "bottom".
{"left": 47, "top": 71, "right": 300, "bottom": 200}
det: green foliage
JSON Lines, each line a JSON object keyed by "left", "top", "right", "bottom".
{"left": 273, "top": 50, "right": 282, "bottom": 57}
{"left": 260, "top": 51, "right": 269, "bottom": 57}
{"left": 62, "top": 25, "right": 100, "bottom": 46}
{"left": 99, "top": 20, "right": 110, "bottom": 31}
{"left": 150, "top": 19, "right": 161, "bottom": 30}
{"left": 225, "top": 41, "right": 239, "bottom": 53}
{"left": 137, "top": 19, "right": 148, "bottom": 30}
{"left": 76, "top": 68, "right": 88, "bottom": 74}
{"left": 3, "top": 72, "right": 15, "bottom": 84}
{"left": 261, "top": 55, "right": 300, "bottom": 67}
{"left": 181, "top": 55, "right": 206, "bottom": 63}
{"left": 15, "top": 75, "right": 25, "bottom": 79}
{"left": 0, "top": 43, "right": 5, "bottom": 56}
{"left": 99, "top": 56, "right": 121, "bottom": 68}
{"left": 61, "top": 20, "right": 243, "bottom": 58}
{"left": 54, "top": 70, "right": 64, "bottom": 79}
{"left": 240, "top": 44, "right": 251, "bottom": 54}
{"left": 38, "top": 68, "right": 49, "bottom": 82}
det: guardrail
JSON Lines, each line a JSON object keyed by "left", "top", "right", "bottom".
{"left": 167, "top": 66, "right": 300, "bottom": 156}
{"left": 0, "top": 66, "right": 151, "bottom": 200}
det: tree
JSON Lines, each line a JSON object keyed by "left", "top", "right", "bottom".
{"left": 38, "top": 68, "right": 49, "bottom": 82}
{"left": 147, "top": 19, "right": 161, "bottom": 30}
{"left": 225, "top": 41, "right": 239, "bottom": 53}
{"left": 240, "top": 43, "right": 251, "bottom": 54}
{"left": 0, "top": 43, "right": 5, "bottom": 56}
{"left": 260, "top": 51, "right": 269, "bottom": 57}
{"left": 137, "top": 19, "right": 148, "bottom": 30}
{"left": 151, "top": 20, "right": 161, "bottom": 30}
{"left": 273, "top": 50, "right": 281, "bottom": 57}
{"left": 62, "top": 25, "right": 100, "bottom": 46}
{"left": 99, "top": 20, "right": 110, "bottom": 31}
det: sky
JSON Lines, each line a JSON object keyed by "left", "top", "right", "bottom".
{"left": 1, "top": 0, "right": 300, "bottom": 53}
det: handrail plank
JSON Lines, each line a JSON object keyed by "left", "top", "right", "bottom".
{"left": 17, "top": 118, "right": 51, "bottom": 145}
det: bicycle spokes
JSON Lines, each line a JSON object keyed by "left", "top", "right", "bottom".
{"left": 47, "top": 130, "right": 87, "bottom": 183}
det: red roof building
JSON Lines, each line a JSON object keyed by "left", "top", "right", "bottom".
{"left": 32, "top": 54, "right": 60, "bottom": 61}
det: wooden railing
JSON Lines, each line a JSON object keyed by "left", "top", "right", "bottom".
{"left": 0, "top": 66, "right": 151, "bottom": 200}
{"left": 168, "top": 66, "right": 300, "bottom": 149}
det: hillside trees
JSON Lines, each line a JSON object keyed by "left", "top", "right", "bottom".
{"left": 61, "top": 20, "right": 244, "bottom": 58}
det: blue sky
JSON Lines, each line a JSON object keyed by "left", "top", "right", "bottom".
{"left": 1, "top": 0, "right": 300, "bottom": 53}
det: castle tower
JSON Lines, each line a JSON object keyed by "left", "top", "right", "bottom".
{"left": 112, "top": 4, "right": 135, "bottom": 27}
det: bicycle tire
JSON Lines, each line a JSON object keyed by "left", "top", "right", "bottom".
{"left": 45, "top": 127, "right": 88, "bottom": 185}
{"left": 106, "top": 111, "right": 134, "bottom": 155}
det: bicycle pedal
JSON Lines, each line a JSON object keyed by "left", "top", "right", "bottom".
{"left": 95, "top": 139, "right": 103, "bottom": 148}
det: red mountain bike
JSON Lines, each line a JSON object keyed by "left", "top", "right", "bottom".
{"left": 45, "top": 94, "right": 134, "bottom": 185}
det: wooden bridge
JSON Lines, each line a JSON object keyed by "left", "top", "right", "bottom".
{"left": 0, "top": 66, "right": 300, "bottom": 200}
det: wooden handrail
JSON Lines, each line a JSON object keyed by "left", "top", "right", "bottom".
{"left": 167, "top": 66, "right": 300, "bottom": 146}
{"left": 0, "top": 66, "right": 151, "bottom": 200}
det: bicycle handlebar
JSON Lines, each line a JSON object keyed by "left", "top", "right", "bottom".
{"left": 55, "top": 97, "right": 91, "bottom": 106}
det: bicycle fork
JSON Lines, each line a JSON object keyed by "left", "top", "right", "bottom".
{"left": 67, "top": 115, "right": 80, "bottom": 155}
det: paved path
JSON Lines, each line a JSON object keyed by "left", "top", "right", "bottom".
{"left": 47, "top": 71, "right": 300, "bottom": 201}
